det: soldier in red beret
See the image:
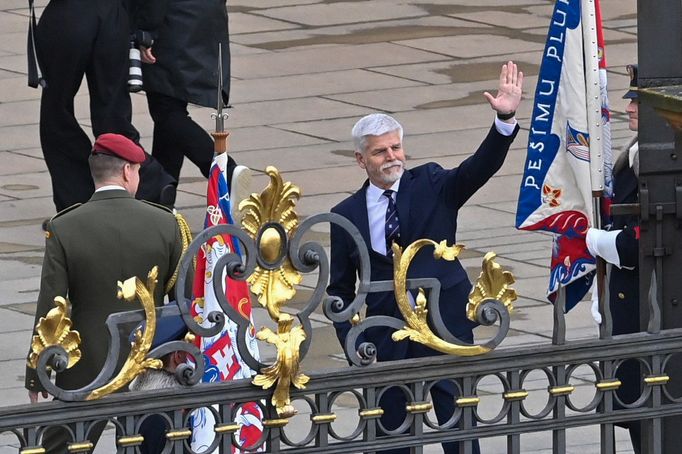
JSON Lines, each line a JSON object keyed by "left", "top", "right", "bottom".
{"left": 26, "top": 132, "right": 185, "bottom": 453}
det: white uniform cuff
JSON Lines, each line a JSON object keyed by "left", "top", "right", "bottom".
{"left": 586, "top": 227, "right": 622, "bottom": 268}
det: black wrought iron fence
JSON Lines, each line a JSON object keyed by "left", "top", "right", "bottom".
{"left": 4, "top": 329, "right": 682, "bottom": 453}
{"left": 9, "top": 168, "right": 682, "bottom": 454}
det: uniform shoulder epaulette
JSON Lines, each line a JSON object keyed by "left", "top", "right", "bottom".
{"left": 50, "top": 203, "right": 82, "bottom": 221}
{"left": 141, "top": 199, "right": 174, "bottom": 214}
{"left": 45, "top": 203, "right": 81, "bottom": 239}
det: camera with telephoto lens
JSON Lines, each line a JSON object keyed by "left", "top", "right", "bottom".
{"left": 127, "top": 31, "right": 154, "bottom": 93}
{"left": 127, "top": 41, "right": 143, "bottom": 92}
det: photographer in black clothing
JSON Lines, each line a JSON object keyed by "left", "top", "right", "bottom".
{"left": 29, "top": 0, "right": 177, "bottom": 213}
{"left": 132, "top": 0, "right": 234, "bottom": 184}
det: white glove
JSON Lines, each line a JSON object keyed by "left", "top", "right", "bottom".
{"left": 585, "top": 227, "right": 622, "bottom": 267}
{"left": 590, "top": 283, "right": 602, "bottom": 325}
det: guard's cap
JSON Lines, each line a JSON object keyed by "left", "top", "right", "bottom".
{"left": 92, "top": 133, "right": 146, "bottom": 164}
{"left": 129, "top": 306, "right": 188, "bottom": 349}
{"left": 623, "top": 64, "right": 638, "bottom": 99}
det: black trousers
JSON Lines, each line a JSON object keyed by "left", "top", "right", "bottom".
{"left": 377, "top": 338, "right": 481, "bottom": 454}
{"left": 146, "top": 91, "right": 215, "bottom": 181}
{"left": 376, "top": 280, "right": 480, "bottom": 454}
{"left": 40, "top": 420, "right": 107, "bottom": 454}
{"left": 36, "top": 0, "right": 174, "bottom": 211}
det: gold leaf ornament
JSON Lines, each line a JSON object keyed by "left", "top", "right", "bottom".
{"left": 466, "top": 252, "right": 517, "bottom": 322}
{"left": 252, "top": 314, "right": 309, "bottom": 417}
{"left": 28, "top": 296, "right": 82, "bottom": 370}
{"left": 391, "top": 240, "right": 491, "bottom": 356}
{"left": 87, "top": 267, "right": 163, "bottom": 400}
{"left": 241, "top": 167, "right": 303, "bottom": 320}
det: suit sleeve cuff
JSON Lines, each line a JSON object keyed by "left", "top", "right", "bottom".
{"left": 494, "top": 117, "right": 517, "bottom": 136}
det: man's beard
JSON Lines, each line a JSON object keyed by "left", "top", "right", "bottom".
{"left": 379, "top": 160, "right": 405, "bottom": 184}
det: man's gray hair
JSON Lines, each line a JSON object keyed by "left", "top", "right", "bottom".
{"left": 88, "top": 153, "right": 127, "bottom": 183}
{"left": 351, "top": 113, "right": 403, "bottom": 153}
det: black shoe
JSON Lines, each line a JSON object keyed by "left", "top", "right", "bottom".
{"left": 159, "top": 184, "right": 177, "bottom": 209}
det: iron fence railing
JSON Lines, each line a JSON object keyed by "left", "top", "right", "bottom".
{"left": 15, "top": 168, "right": 682, "bottom": 453}
{"left": 5, "top": 329, "right": 682, "bottom": 453}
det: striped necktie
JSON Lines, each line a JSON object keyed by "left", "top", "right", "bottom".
{"left": 383, "top": 189, "right": 400, "bottom": 256}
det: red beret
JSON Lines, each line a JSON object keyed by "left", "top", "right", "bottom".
{"left": 92, "top": 133, "right": 146, "bottom": 164}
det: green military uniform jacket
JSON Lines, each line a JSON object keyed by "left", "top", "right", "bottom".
{"left": 26, "top": 189, "right": 183, "bottom": 392}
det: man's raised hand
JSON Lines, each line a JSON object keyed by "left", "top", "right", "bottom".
{"left": 483, "top": 61, "right": 523, "bottom": 117}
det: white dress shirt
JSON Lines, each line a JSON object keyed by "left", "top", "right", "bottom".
{"left": 95, "top": 184, "right": 126, "bottom": 193}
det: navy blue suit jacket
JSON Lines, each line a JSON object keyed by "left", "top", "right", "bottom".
{"left": 328, "top": 123, "right": 519, "bottom": 362}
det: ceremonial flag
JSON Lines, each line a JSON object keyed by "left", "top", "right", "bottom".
{"left": 190, "top": 152, "right": 263, "bottom": 452}
{"left": 516, "top": 0, "right": 611, "bottom": 311}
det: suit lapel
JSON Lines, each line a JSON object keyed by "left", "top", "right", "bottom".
{"left": 353, "top": 184, "right": 372, "bottom": 251}
{"left": 396, "top": 171, "right": 413, "bottom": 244}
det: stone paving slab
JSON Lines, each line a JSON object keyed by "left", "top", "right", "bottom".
{"left": 0, "top": 171, "right": 52, "bottom": 199}
{"left": 231, "top": 42, "right": 445, "bottom": 79}
{"left": 257, "top": 2, "right": 429, "bottom": 27}
{"left": 216, "top": 97, "right": 369, "bottom": 129}
{"left": 0, "top": 150, "right": 45, "bottom": 175}
{"left": 219, "top": 125, "right": 331, "bottom": 152}
{"left": 230, "top": 68, "right": 425, "bottom": 104}
{"left": 0, "top": 76, "right": 40, "bottom": 103}
{"left": 397, "top": 34, "right": 544, "bottom": 58}
{"left": 276, "top": 103, "right": 509, "bottom": 143}
{"left": 449, "top": 10, "right": 552, "bottom": 29}
{"left": 0, "top": 124, "right": 41, "bottom": 150}
{"left": 232, "top": 15, "right": 495, "bottom": 50}
{"left": 229, "top": 11, "right": 299, "bottom": 35}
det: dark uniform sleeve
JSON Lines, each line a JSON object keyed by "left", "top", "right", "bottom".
{"left": 443, "top": 123, "right": 519, "bottom": 209}
{"left": 616, "top": 227, "right": 639, "bottom": 269}
{"left": 26, "top": 224, "right": 69, "bottom": 392}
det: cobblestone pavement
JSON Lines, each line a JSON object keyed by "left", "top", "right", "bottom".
{"left": 0, "top": 0, "right": 638, "bottom": 452}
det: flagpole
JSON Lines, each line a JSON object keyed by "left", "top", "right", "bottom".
{"left": 212, "top": 43, "right": 229, "bottom": 156}
{"left": 191, "top": 43, "right": 265, "bottom": 453}
{"left": 582, "top": 0, "right": 612, "bottom": 338}
{"left": 582, "top": 0, "right": 603, "bottom": 195}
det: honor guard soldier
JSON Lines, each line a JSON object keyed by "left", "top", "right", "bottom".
{"left": 586, "top": 64, "right": 642, "bottom": 453}
{"left": 26, "top": 133, "right": 185, "bottom": 453}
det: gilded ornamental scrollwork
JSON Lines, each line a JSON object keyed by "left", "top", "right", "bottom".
{"left": 27, "top": 266, "right": 205, "bottom": 402}
{"left": 28, "top": 296, "right": 81, "bottom": 371}
{"left": 86, "top": 267, "right": 165, "bottom": 400}
{"left": 28, "top": 166, "right": 517, "bottom": 419}
{"left": 241, "top": 166, "right": 303, "bottom": 320}
{"left": 389, "top": 243, "right": 516, "bottom": 357}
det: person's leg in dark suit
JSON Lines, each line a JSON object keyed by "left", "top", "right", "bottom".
{"left": 84, "top": 0, "right": 176, "bottom": 206}
{"left": 36, "top": 0, "right": 97, "bottom": 211}
{"left": 40, "top": 419, "right": 107, "bottom": 453}
{"left": 376, "top": 385, "right": 410, "bottom": 454}
{"left": 138, "top": 414, "right": 168, "bottom": 454}
{"left": 146, "top": 91, "right": 215, "bottom": 180}
{"left": 408, "top": 338, "right": 480, "bottom": 454}
{"left": 86, "top": 0, "right": 138, "bottom": 143}
{"left": 429, "top": 379, "right": 480, "bottom": 454}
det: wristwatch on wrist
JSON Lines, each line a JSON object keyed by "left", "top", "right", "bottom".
{"left": 497, "top": 111, "right": 516, "bottom": 120}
